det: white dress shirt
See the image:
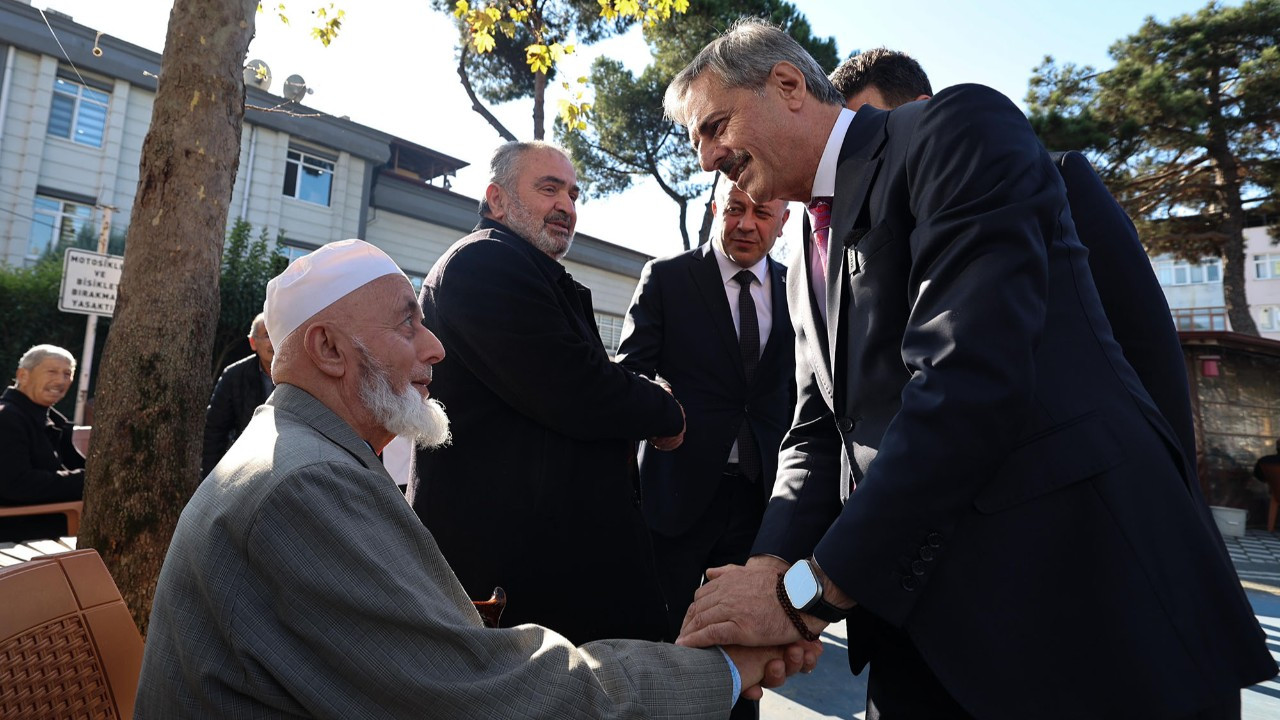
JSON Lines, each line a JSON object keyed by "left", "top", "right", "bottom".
{"left": 810, "top": 107, "right": 857, "bottom": 325}
{"left": 710, "top": 239, "right": 772, "bottom": 464}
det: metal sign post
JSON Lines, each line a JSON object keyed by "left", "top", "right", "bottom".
{"left": 59, "top": 208, "right": 118, "bottom": 424}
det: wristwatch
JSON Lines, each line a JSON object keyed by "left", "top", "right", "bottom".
{"left": 782, "top": 558, "right": 848, "bottom": 623}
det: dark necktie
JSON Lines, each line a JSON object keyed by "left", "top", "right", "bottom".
{"left": 734, "top": 269, "right": 762, "bottom": 481}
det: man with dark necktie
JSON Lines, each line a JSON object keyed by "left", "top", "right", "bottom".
{"left": 616, "top": 178, "right": 794, "bottom": 717}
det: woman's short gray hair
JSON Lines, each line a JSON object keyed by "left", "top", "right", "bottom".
{"left": 664, "top": 17, "right": 843, "bottom": 126}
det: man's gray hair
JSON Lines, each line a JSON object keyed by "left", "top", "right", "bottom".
{"left": 249, "top": 312, "right": 266, "bottom": 338}
{"left": 664, "top": 17, "right": 843, "bottom": 126}
{"left": 18, "top": 344, "right": 75, "bottom": 372}
{"left": 477, "top": 141, "right": 572, "bottom": 216}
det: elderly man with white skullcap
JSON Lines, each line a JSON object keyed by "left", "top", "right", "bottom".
{"left": 136, "top": 240, "right": 808, "bottom": 719}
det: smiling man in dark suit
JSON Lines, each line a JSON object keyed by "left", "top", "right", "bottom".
{"left": 616, "top": 175, "right": 795, "bottom": 655}
{"left": 409, "top": 141, "right": 685, "bottom": 646}
{"left": 665, "top": 18, "right": 1275, "bottom": 720}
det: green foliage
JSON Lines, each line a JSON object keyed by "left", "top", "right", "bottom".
{"left": 0, "top": 218, "right": 287, "bottom": 414}
{"left": 436, "top": 0, "right": 686, "bottom": 138}
{"left": 647, "top": 0, "right": 839, "bottom": 77}
{"left": 0, "top": 258, "right": 110, "bottom": 419}
{"left": 212, "top": 219, "right": 287, "bottom": 375}
{"left": 558, "top": 0, "right": 838, "bottom": 250}
{"left": 1028, "top": 0, "right": 1280, "bottom": 335}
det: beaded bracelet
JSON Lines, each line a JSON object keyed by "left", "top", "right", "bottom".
{"left": 775, "top": 572, "right": 820, "bottom": 642}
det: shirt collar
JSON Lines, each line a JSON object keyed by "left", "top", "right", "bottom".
{"left": 710, "top": 238, "right": 767, "bottom": 286}
{"left": 811, "top": 107, "right": 856, "bottom": 201}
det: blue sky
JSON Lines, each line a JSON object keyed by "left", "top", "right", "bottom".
{"left": 40, "top": 0, "right": 1232, "bottom": 258}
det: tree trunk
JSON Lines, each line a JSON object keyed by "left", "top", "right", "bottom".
{"left": 696, "top": 173, "right": 721, "bottom": 247}
{"left": 1221, "top": 230, "right": 1259, "bottom": 335}
{"left": 532, "top": 71, "right": 547, "bottom": 140}
{"left": 1206, "top": 100, "right": 1259, "bottom": 337}
{"left": 79, "top": 0, "right": 259, "bottom": 633}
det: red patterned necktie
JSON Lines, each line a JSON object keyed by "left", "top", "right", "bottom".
{"left": 808, "top": 198, "right": 832, "bottom": 254}
{"left": 808, "top": 197, "right": 833, "bottom": 283}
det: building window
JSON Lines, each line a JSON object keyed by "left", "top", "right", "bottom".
{"left": 282, "top": 149, "right": 334, "bottom": 206}
{"left": 277, "top": 243, "right": 315, "bottom": 264}
{"left": 1254, "top": 253, "right": 1280, "bottom": 280}
{"left": 1170, "top": 306, "right": 1228, "bottom": 331}
{"left": 29, "top": 195, "right": 94, "bottom": 262}
{"left": 1259, "top": 306, "right": 1280, "bottom": 332}
{"left": 595, "top": 312, "right": 625, "bottom": 355}
{"left": 47, "top": 77, "right": 110, "bottom": 148}
{"left": 1153, "top": 257, "right": 1221, "bottom": 286}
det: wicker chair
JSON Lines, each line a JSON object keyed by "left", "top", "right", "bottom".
{"left": 0, "top": 500, "right": 83, "bottom": 536}
{"left": 0, "top": 549, "right": 143, "bottom": 719}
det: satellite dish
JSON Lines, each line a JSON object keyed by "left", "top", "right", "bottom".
{"left": 243, "top": 59, "right": 271, "bottom": 91}
{"left": 283, "top": 74, "right": 312, "bottom": 103}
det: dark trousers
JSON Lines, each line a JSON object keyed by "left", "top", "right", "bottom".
{"left": 862, "top": 618, "right": 975, "bottom": 720}
{"left": 861, "top": 618, "right": 1243, "bottom": 719}
{"left": 649, "top": 466, "right": 766, "bottom": 638}
{"left": 650, "top": 466, "right": 765, "bottom": 720}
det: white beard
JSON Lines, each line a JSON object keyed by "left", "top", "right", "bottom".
{"left": 355, "top": 344, "right": 451, "bottom": 450}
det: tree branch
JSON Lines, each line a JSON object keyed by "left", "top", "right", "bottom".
{"left": 457, "top": 44, "right": 517, "bottom": 143}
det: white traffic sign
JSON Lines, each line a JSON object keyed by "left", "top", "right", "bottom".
{"left": 59, "top": 248, "right": 124, "bottom": 317}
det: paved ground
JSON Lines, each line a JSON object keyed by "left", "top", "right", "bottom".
{"left": 761, "top": 529, "right": 1280, "bottom": 719}
{"left": 5, "top": 530, "right": 1280, "bottom": 717}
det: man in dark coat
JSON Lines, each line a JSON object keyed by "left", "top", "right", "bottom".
{"left": 616, "top": 178, "right": 794, "bottom": 643}
{"left": 0, "top": 344, "right": 84, "bottom": 541}
{"left": 202, "top": 312, "right": 274, "bottom": 476}
{"left": 830, "top": 49, "right": 1198, "bottom": 474}
{"left": 667, "top": 19, "right": 1276, "bottom": 719}
{"left": 408, "top": 141, "right": 686, "bottom": 645}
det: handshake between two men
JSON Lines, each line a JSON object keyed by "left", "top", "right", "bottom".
{"left": 681, "top": 555, "right": 849, "bottom": 696}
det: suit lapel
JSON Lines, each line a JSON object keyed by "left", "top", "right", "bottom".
{"left": 797, "top": 230, "right": 835, "bottom": 405}
{"left": 827, "top": 109, "right": 888, "bottom": 374}
{"left": 689, "top": 244, "right": 744, "bottom": 377}
{"left": 758, "top": 257, "right": 788, "bottom": 368}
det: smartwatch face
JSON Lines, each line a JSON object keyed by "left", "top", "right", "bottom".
{"left": 784, "top": 562, "right": 820, "bottom": 609}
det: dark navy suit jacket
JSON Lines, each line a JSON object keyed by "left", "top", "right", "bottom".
{"left": 754, "top": 85, "right": 1275, "bottom": 718}
{"left": 616, "top": 244, "right": 794, "bottom": 537}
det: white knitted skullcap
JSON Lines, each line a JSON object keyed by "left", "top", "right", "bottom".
{"left": 263, "top": 239, "right": 404, "bottom": 342}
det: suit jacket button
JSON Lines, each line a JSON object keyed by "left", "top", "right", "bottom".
{"left": 900, "top": 576, "right": 918, "bottom": 592}
{"left": 919, "top": 547, "right": 935, "bottom": 562}
{"left": 911, "top": 560, "right": 926, "bottom": 576}
{"left": 926, "top": 532, "right": 943, "bottom": 548}
{"left": 836, "top": 416, "right": 855, "bottom": 433}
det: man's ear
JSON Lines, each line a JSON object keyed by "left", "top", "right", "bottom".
{"left": 770, "top": 61, "right": 807, "bottom": 110}
{"left": 303, "top": 323, "right": 347, "bottom": 379}
{"left": 485, "top": 183, "right": 507, "bottom": 222}
{"left": 14, "top": 368, "right": 28, "bottom": 386}
{"left": 778, "top": 208, "right": 792, "bottom": 236}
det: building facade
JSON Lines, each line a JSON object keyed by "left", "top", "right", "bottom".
{"left": 1153, "top": 224, "right": 1280, "bottom": 342}
{"left": 0, "top": 0, "right": 645, "bottom": 353}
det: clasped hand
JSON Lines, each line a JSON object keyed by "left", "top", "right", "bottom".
{"left": 678, "top": 558, "right": 825, "bottom": 696}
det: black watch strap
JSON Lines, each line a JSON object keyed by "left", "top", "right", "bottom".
{"left": 802, "top": 594, "right": 848, "bottom": 623}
